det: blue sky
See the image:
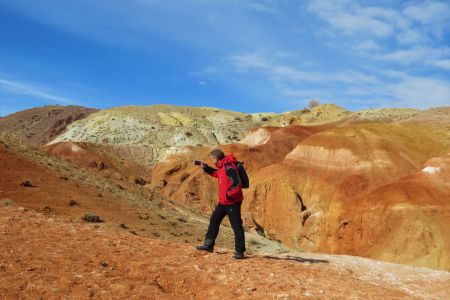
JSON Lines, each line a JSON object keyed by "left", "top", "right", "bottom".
{"left": 0, "top": 0, "right": 449, "bottom": 116}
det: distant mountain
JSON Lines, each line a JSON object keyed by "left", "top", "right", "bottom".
{"left": 46, "top": 104, "right": 435, "bottom": 167}
{"left": 0, "top": 105, "right": 97, "bottom": 146}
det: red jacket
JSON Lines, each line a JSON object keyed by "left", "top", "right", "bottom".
{"left": 203, "top": 154, "right": 244, "bottom": 205}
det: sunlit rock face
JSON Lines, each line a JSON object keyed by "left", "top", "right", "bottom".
{"left": 152, "top": 120, "right": 450, "bottom": 270}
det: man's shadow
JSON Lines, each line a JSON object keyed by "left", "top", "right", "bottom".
{"left": 261, "top": 255, "right": 329, "bottom": 264}
{"left": 213, "top": 251, "right": 329, "bottom": 264}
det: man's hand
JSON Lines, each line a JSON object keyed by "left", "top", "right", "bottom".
{"left": 200, "top": 161, "right": 207, "bottom": 168}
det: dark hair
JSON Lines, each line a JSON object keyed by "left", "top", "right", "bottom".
{"left": 210, "top": 149, "right": 225, "bottom": 160}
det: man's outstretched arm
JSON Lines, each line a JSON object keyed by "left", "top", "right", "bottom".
{"left": 202, "top": 163, "right": 218, "bottom": 178}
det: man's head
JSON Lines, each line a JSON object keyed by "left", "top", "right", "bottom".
{"left": 209, "top": 149, "right": 225, "bottom": 165}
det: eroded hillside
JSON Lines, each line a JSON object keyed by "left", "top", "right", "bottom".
{"left": 48, "top": 104, "right": 426, "bottom": 168}
{"left": 0, "top": 132, "right": 291, "bottom": 254}
{"left": 0, "top": 105, "right": 97, "bottom": 146}
{"left": 150, "top": 119, "right": 450, "bottom": 270}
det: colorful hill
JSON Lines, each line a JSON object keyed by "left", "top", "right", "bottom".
{"left": 0, "top": 105, "right": 97, "bottom": 146}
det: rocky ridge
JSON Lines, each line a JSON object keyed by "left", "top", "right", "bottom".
{"left": 0, "top": 105, "right": 97, "bottom": 146}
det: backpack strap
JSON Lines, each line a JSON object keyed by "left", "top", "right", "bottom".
{"left": 224, "top": 162, "right": 241, "bottom": 189}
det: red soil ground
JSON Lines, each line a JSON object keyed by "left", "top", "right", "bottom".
{"left": 0, "top": 136, "right": 230, "bottom": 247}
{"left": 2, "top": 207, "right": 449, "bottom": 299}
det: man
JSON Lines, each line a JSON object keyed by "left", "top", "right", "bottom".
{"left": 195, "top": 149, "right": 246, "bottom": 259}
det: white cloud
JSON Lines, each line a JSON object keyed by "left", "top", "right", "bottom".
{"left": 229, "top": 52, "right": 379, "bottom": 85}
{"left": 227, "top": 50, "right": 450, "bottom": 108}
{"left": 307, "top": 0, "right": 450, "bottom": 60}
{"left": 374, "top": 46, "right": 450, "bottom": 70}
{"left": 308, "top": 0, "right": 450, "bottom": 41}
{"left": 376, "top": 47, "right": 430, "bottom": 64}
{"left": 402, "top": 1, "right": 450, "bottom": 43}
{"left": 244, "top": 1, "right": 280, "bottom": 15}
{"left": 307, "top": 0, "right": 397, "bottom": 38}
{"left": 354, "top": 40, "right": 381, "bottom": 52}
{"left": 288, "top": 74, "right": 450, "bottom": 109}
{"left": 388, "top": 76, "right": 450, "bottom": 107}
{"left": 0, "top": 78, "right": 78, "bottom": 104}
{"left": 230, "top": 53, "right": 272, "bottom": 71}
{"left": 395, "top": 28, "right": 424, "bottom": 45}
{"left": 430, "top": 59, "right": 450, "bottom": 70}
{"left": 2, "top": 0, "right": 283, "bottom": 54}
{"left": 403, "top": 1, "right": 450, "bottom": 24}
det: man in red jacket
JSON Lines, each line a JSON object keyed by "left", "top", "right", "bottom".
{"left": 195, "top": 149, "right": 246, "bottom": 259}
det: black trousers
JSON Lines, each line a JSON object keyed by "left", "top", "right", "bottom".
{"left": 205, "top": 201, "right": 246, "bottom": 253}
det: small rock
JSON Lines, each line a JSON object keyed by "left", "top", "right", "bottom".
{"left": 100, "top": 261, "right": 108, "bottom": 267}
{"left": 138, "top": 214, "right": 149, "bottom": 220}
{"left": 81, "top": 214, "right": 104, "bottom": 223}
{"left": 69, "top": 200, "right": 80, "bottom": 206}
{"left": 97, "top": 161, "right": 107, "bottom": 170}
{"left": 0, "top": 199, "right": 14, "bottom": 207}
{"left": 134, "top": 177, "right": 147, "bottom": 186}
{"left": 42, "top": 206, "right": 54, "bottom": 213}
{"left": 20, "top": 180, "right": 34, "bottom": 187}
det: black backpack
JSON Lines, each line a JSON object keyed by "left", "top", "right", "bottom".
{"left": 236, "top": 161, "right": 249, "bottom": 189}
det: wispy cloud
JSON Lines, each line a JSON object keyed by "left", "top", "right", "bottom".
{"left": 430, "top": 59, "right": 450, "bottom": 71}
{"left": 0, "top": 78, "right": 78, "bottom": 104}
{"left": 226, "top": 51, "right": 450, "bottom": 109}
{"left": 307, "top": 0, "right": 398, "bottom": 38}
{"left": 242, "top": 0, "right": 280, "bottom": 15}
{"left": 388, "top": 75, "right": 450, "bottom": 108}
{"left": 308, "top": 0, "right": 450, "bottom": 44}
{"left": 1, "top": 0, "right": 282, "bottom": 53}
{"left": 229, "top": 52, "right": 379, "bottom": 85}
{"left": 403, "top": 1, "right": 450, "bottom": 37}
{"left": 374, "top": 46, "right": 450, "bottom": 67}
{"left": 307, "top": 0, "right": 450, "bottom": 68}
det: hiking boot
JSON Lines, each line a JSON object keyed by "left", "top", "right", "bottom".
{"left": 195, "top": 245, "right": 214, "bottom": 253}
{"left": 196, "top": 238, "right": 214, "bottom": 253}
{"left": 233, "top": 252, "right": 245, "bottom": 259}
